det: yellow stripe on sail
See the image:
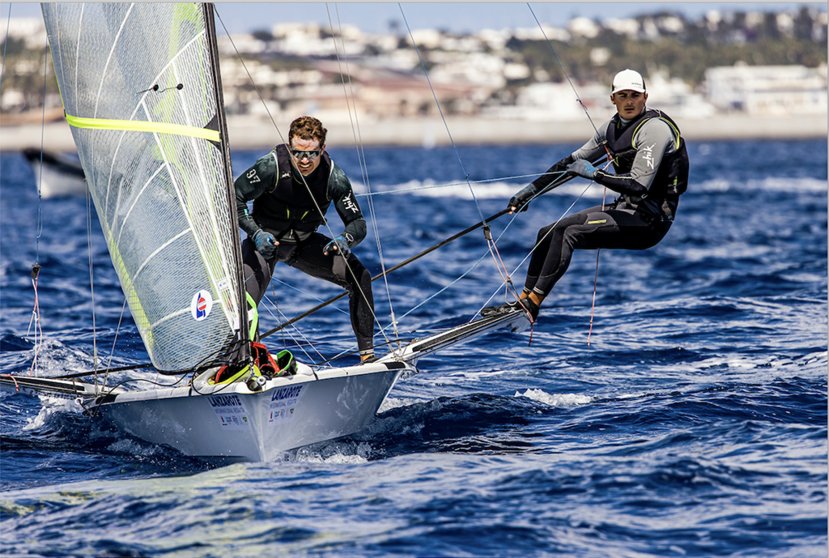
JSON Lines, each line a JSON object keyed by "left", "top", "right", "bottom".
{"left": 64, "top": 113, "right": 220, "bottom": 142}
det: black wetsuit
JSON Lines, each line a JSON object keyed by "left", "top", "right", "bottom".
{"left": 523, "top": 108, "right": 689, "bottom": 297}
{"left": 235, "top": 145, "right": 374, "bottom": 356}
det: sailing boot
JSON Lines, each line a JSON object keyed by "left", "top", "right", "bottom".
{"left": 521, "top": 296, "right": 540, "bottom": 321}
{"left": 360, "top": 349, "right": 378, "bottom": 364}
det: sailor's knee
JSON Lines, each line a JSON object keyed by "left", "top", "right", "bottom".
{"left": 537, "top": 224, "right": 556, "bottom": 241}
{"left": 562, "top": 227, "right": 585, "bottom": 249}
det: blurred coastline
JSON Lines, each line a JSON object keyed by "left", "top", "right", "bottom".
{"left": 1, "top": 112, "right": 825, "bottom": 152}
{"left": 2, "top": 7, "right": 826, "bottom": 152}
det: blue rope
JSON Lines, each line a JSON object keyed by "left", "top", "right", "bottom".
{"left": 398, "top": 3, "right": 487, "bottom": 226}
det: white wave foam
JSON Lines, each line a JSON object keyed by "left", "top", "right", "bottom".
{"left": 290, "top": 441, "right": 372, "bottom": 464}
{"left": 355, "top": 179, "right": 608, "bottom": 200}
{"left": 695, "top": 176, "right": 827, "bottom": 193}
{"left": 355, "top": 175, "right": 827, "bottom": 200}
{"left": 24, "top": 395, "right": 83, "bottom": 430}
{"left": 378, "top": 396, "right": 426, "bottom": 413}
{"left": 107, "top": 438, "right": 161, "bottom": 457}
{"left": 516, "top": 388, "right": 592, "bottom": 407}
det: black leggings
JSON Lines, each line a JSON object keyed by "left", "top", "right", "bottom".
{"left": 243, "top": 232, "right": 375, "bottom": 354}
{"left": 525, "top": 205, "right": 671, "bottom": 296}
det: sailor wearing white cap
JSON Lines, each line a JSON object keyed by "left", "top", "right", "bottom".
{"left": 611, "top": 68, "right": 647, "bottom": 94}
{"left": 484, "top": 69, "right": 690, "bottom": 321}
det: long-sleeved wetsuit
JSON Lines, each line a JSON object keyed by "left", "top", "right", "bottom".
{"left": 234, "top": 145, "right": 374, "bottom": 356}
{"left": 520, "top": 107, "right": 688, "bottom": 297}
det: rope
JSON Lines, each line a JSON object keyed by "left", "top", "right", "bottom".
{"left": 477, "top": 177, "right": 592, "bottom": 313}
{"left": 399, "top": 3, "right": 518, "bottom": 309}
{"left": 269, "top": 277, "right": 349, "bottom": 315}
{"left": 398, "top": 4, "right": 486, "bottom": 225}
{"left": 26, "top": 266, "right": 42, "bottom": 376}
{"left": 587, "top": 185, "right": 610, "bottom": 345}
{"left": 327, "top": 4, "right": 403, "bottom": 353}
{"left": 215, "top": 7, "right": 392, "bottom": 360}
{"left": 259, "top": 293, "right": 331, "bottom": 369}
{"left": 526, "top": 3, "right": 603, "bottom": 139}
{"left": 528, "top": 3, "right": 616, "bottom": 340}
{"left": 26, "top": 40, "right": 52, "bottom": 376}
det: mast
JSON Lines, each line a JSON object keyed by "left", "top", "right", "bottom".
{"left": 203, "top": 3, "right": 251, "bottom": 364}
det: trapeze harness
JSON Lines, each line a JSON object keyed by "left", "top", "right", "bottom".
{"left": 251, "top": 144, "right": 334, "bottom": 240}
{"left": 604, "top": 108, "right": 690, "bottom": 222}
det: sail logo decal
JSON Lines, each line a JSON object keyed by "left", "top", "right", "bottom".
{"left": 268, "top": 385, "right": 304, "bottom": 425}
{"left": 191, "top": 290, "right": 213, "bottom": 321}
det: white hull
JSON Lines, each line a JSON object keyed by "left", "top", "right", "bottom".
{"left": 2, "top": 308, "right": 528, "bottom": 462}
{"left": 95, "top": 361, "right": 407, "bottom": 462}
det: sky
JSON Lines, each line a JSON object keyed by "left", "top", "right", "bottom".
{"left": 2, "top": 2, "right": 825, "bottom": 35}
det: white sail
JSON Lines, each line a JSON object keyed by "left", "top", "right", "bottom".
{"left": 41, "top": 3, "right": 244, "bottom": 372}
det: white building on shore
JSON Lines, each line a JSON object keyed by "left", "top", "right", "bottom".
{"left": 705, "top": 63, "right": 828, "bottom": 115}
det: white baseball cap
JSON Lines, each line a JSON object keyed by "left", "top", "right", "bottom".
{"left": 611, "top": 69, "right": 646, "bottom": 95}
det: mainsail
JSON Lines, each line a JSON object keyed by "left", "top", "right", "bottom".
{"left": 41, "top": 3, "right": 246, "bottom": 372}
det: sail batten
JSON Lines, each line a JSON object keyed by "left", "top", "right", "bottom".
{"left": 43, "top": 3, "right": 243, "bottom": 372}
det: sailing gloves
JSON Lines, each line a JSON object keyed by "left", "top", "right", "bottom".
{"left": 508, "top": 184, "right": 536, "bottom": 213}
{"left": 568, "top": 159, "right": 598, "bottom": 180}
{"left": 323, "top": 234, "right": 352, "bottom": 257}
{"left": 252, "top": 229, "right": 277, "bottom": 258}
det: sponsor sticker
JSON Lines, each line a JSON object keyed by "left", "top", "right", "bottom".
{"left": 267, "top": 385, "right": 304, "bottom": 425}
{"left": 208, "top": 394, "right": 251, "bottom": 430}
{"left": 191, "top": 290, "right": 213, "bottom": 321}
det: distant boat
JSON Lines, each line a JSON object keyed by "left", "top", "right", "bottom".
{"left": 23, "top": 147, "right": 87, "bottom": 198}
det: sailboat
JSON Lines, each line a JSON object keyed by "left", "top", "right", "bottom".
{"left": 22, "top": 147, "right": 87, "bottom": 197}
{"left": 0, "top": 3, "right": 530, "bottom": 462}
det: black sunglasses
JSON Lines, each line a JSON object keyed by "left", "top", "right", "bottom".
{"left": 290, "top": 149, "right": 321, "bottom": 160}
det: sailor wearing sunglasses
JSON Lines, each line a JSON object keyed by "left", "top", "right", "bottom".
{"left": 235, "top": 116, "right": 376, "bottom": 363}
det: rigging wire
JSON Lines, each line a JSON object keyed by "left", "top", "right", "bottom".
{"left": 398, "top": 3, "right": 486, "bottom": 225}
{"left": 26, "top": 37, "right": 51, "bottom": 376}
{"left": 478, "top": 178, "right": 595, "bottom": 313}
{"left": 214, "top": 6, "right": 394, "bottom": 361}
{"left": 327, "top": 3, "right": 403, "bottom": 352}
{"left": 86, "top": 177, "right": 100, "bottom": 389}
{"left": 526, "top": 3, "right": 604, "bottom": 139}
{"left": 270, "top": 277, "right": 349, "bottom": 315}
{"left": 528, "top": 2, "right": 615, "bottom": 341}
{"left": 259, "top": 293, "right": 331, "bottom": 368}
{"left": 371, "top": 202, "right": 535, "bottom": 340}
{"left": 399, "top": 3, "right": 519, "bottom": 311}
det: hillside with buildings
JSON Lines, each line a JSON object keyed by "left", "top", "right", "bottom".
{"left": 1, "top": 7, "right": 826, "bottom": 148}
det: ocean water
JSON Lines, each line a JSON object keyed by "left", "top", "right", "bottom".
{"left": 0, "top": 139, "right": 826, "bottom": 557}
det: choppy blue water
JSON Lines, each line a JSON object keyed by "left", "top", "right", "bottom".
{"left": 1, "top": 139, "right": 826, "bottom": 557}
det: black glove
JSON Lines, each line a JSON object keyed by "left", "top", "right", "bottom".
{"left": 252, "top": 229, "right": 277, "bottom": 258}
{"left": 323, "top": 234, "right": 352, "bottom": 257}
{"left": 508, "top": 185, "right": 536, "bottom": 213}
